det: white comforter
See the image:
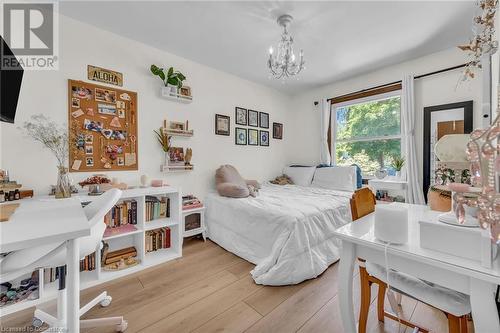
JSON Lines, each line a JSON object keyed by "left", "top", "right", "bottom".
{"left": 205, "top": 183, "right": 352, "bottom": 285}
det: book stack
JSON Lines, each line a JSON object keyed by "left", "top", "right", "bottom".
{"left": 145, "top": 227, "right": 171, "bottom": 252}
{"left": 145, "top": 196, "right": 170, "bottom": 222}
{"left": 104, "top": 199, "right": 137, "bottom": 227}
{"left": 103, "top": 247, "right": 137, "bottom": 265}
{"left": 182, "top": 194, "right": 203, "bottom": 210}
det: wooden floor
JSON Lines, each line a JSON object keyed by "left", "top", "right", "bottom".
{"left": 1, "top": 238, "right": 474, "bottom": 333}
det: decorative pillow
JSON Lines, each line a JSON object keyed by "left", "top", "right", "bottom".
{"left": 270, "top": 175, "right": 294, "bottom": 185}
{"left": 282, "top": 166, "right": 316, "bottom": 186}
{"left": 311, "top": 166, "right": 357, "bottom": 192}
{"left": 215, "top": 165, "right": 251, "bottom": 198}
{"left": 246, "top": 179, "right": 261, "bottom": 190}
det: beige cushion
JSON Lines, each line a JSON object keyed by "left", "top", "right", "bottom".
{"left": 245, "top": 179, "right": 261, "bottom": 190}
{"left": 216, "top": 165, "right": 250, "bottom": 198}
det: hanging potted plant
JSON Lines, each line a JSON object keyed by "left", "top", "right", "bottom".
{"left": 150, "top": 64, "right": 186, "bottom": 96}
{"left": 153, "top": 127, "right": 172, "bottom": 166}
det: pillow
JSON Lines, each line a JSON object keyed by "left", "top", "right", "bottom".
{"left": 311, "top": 166, "right": 357, "bottom": 192}
{"left": 283, "top": 166, "right": 316, "bottom": 186}
{"left": 215, "top": 165, "right": 250, "bottom": 198}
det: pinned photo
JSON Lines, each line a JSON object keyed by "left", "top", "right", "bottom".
{"left": 72, "top": 86, "right": 92, "bottom": 100}
{"left": 85, "top": 145, "right": 94, "bottom": 155}
{"left": 95, "top": 88, "right": 117, "bottom": 103}
{"left": 117, "top": 156, "right": 125, "bottom": 166}
{"left": 71, "top": 98, "right": 80, "bottom": 108}
{"left": 111, "top": 130, "right": 127, "bottom": 140}
{"left": 118, "top": 109, "right": 126, "bottom": 118}
{"left": 85, "top": 134, "right": 93, "bottom": 144}
{"left": 120, "top": 92, "right": 131, "bottom": 101}
{"left": 97, "top": 103, "right": 117, "bottom": 115}
{"left": 84, "top": 119, "right": 104, "bottom": 132}
{"left": 71, "top": 109, "right": 84, "bottom": 118}
{"left": 116, "top": 100, "right": 125, "bottom": 109}
{"left": 86, "top": 107, "right": 95, "bottom": 116}
{"left": 86, "top": 157, "right": 94, "bottom": 167}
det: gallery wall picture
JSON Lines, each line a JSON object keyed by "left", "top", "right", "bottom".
{"left": 248, "top": 129, "right": 259, "bottom": 146}
{"left": 68, "top": 79, "right": 138, "bottom": 172}
{"left": 235, "top": 107, "right": 247, "bottom": 126}
{"left": 235, "top": 127, "right": 247, "bottom": 145}
{"left": 215, "top": 114, "right": 230, "bottom": 136}
{"left": 248, "top": 110, "right": 259, "bottom": 127}
{"left": 273, "top": 122, "right": 283, "bottom": 139}
{"left": 260, "top": 130, "right": 269, "bottom": 146}
{"left": 259, "top": 112, "right": 269, "bottom": 129}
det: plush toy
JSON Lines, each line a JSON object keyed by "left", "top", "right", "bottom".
{"left": 215, "top": 165, "right": 260, "bottom": 198}
{"left": 270, "top": 174, "right": 294, "bottom": 185}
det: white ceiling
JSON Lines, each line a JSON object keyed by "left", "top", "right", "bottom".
{"left": 60, "top": 1, "right": 475, "bottom": 94}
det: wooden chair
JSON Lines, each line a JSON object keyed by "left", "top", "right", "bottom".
{"left": 349, "top": 189, "right": 470, "bottom": 333}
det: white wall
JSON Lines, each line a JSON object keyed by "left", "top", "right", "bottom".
{"left": 0, "top": 15, "right": 292, "bottom": 198}
{"left": 288, "top": 48, "right": 483, "bottom": 183}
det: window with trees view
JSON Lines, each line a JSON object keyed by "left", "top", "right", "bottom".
{"left": 333, "top": 93, "right": 402, "bottom": 177}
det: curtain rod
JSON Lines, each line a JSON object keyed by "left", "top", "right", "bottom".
{"left": 321, "top": 63, "right": 468, "bottom": 104}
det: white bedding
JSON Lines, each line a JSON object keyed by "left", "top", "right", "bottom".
{"left": 205, "top": 183, "right": 352, "bottom": 285}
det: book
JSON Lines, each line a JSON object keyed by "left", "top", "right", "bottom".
{"left": 145, "top": 227, "right": 171, "bottom": 252}
{"left": 104, "top": 199, "right": 137, "bottom": 228}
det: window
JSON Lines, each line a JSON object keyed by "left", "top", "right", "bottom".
{"left": 332, "top": 92, "right": 402, "bottom": 177}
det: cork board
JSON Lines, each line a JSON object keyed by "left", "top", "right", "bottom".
{"left": 68, "top": 79, "right": 138, "bottom": 172}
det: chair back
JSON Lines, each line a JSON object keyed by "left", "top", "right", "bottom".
{"left": 79, "top": 189, "right": 122, "bottom": 256}
{"left": 350, "top": 187, "right": 376, "bottom": 221}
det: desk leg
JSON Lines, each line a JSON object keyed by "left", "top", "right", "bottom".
{"left": 67, "top": 238, "right": 80, "bottom": 333}
{"left": 339, "top": 241, "right": 357, "bottom": 333}
{"left": 470, "top": 278, "right": 499, "bottom": 332}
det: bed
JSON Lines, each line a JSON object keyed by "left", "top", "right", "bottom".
{"left": 205, "top": 170, "right": 355, "bottom": 285}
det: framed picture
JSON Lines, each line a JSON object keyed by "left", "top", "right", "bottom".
{"left": 94, "top": 88, "right": 116, "bottom": 103}
{"left": 235, "top": 127, "right": 247, "bottom": 145}
{"left": 260, "top": 130, "right": 269, "bottom": 146}
{"left": 235, "top": 107, "right": 247, "bottom": 125}
{"left": 169, "top": 121, "right": 185, "bottom": 131}
{"left": 248, "top": 110, "right": 258, "bottom": 127}
{"left": 169, "top": 147, "right": 185, "bottom": 165}
{"left": 248, "top": 129, "right": 258, "bottom": 146}
{"left": 259, "top": 112, "right": 269, "bottom": 129}
{"left": 423, "top": 101, "right": 473, "bottom": 201}
{"left": 179, "top": 86, "right": 191, "bottom": 97}
{"left": 215, "top": 114, "right": 230, "bottom": 136}
{"left": 273, "top": 122, "right": 283, "bottom": 139}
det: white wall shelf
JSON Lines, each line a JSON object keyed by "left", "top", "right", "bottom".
{"left": 160, "top": 87, "right": 192, "bottom": 104}
{"left": 0, "top": 186, "right": 182, "bottom": 317}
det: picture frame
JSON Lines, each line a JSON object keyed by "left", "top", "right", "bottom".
{"left": 235, "top": 127, "right": 247, "bottom": 145}
{"left": 235, "top": 107, "right": 247, "bottom": 126}
{"left": 215, "top": 114, "right": 230, "bottom": 136}
{"left": 248, "top": 129, "right": 258, "bottom": 146}
{"left": 248, "top": 110, "right": 258, "bottom": 127}
{"left": 259, "top": 112, "right": 269, "bottom": 129}
{"left": 260, "top": 130, "right": 269, "bottom": 146}
{"left": 169, "top": 147, "right": 185, "bottom": 165}
{"left": 169, "top": 121, "right": 185, "bottom": 131}
{"left": 273, "top": 122, "right": 283, "bottom": 139}
{"left": 179, "top": 86, "right": 191, "bottom": 97}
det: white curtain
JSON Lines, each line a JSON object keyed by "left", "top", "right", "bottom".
{"left": 401, "top": 75, "right": 425, "bottom": 204}
{"left": 319, "top": 98, "right": 332, "bottom": 165}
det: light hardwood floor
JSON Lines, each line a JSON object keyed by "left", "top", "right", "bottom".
{"left": 0, "top": 239, "right": 474, "bottom": 333}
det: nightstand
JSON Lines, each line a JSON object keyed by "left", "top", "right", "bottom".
{"left": 182, "top": 206, "right": 206, "bottom": 240}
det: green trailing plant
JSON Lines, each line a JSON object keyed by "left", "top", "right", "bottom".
{"left": 153, "top": 127, "right": 171, "bottom": 152}
{"left": 391, "top": 155, "right": 405, "bottom": 171}
{"left": 150, "top": 64, "right": 186, "bottom": 88}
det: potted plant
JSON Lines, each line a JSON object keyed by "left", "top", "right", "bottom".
{"left": 20, "top": 114, "right": 71, "bottom": 198}
{"left": 391, "top": 155, "right": 405, "bottom": 178}
{"left": 153, "top": 127, "right": 172, "bottom": 165}
{"left": 150, "top": 65, "right": 186, "bottom": 96}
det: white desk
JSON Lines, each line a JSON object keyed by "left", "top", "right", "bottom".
{"left": 0, "top": 197, "right": 90, "bottom": 333}
{"left": 333, "top": 203, "right": 500, "bottom": 333}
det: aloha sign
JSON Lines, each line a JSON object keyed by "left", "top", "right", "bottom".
{"left": 87, "top": 65, "right": 123, "bottom": 87}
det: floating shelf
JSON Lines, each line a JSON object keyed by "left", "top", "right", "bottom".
{"left": 163, "top": 129, "right": 194, "bottom": 137}
{"left": 160, "top": 88, "right": 192, "bottom": 104}
{"left": 161, "top": 165, "right": 194, "bottom": 172}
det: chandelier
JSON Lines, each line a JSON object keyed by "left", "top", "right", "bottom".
{"left": 268, "top": 14, "right": 305, "bottom": 79}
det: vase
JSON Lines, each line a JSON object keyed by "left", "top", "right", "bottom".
{"left": 375, "top": 169, "right": 388, "bottom": 179}
{"left": 395, "top": 170, "right": 401, "bottom": 178}
{"left": 55, "top": 166, "right": 72, "bottom": 199}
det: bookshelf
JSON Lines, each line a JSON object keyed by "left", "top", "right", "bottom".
{"left": 0, "top": 186, "right": 182, "bottom": 317}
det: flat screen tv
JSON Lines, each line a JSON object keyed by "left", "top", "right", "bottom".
{"left": 0, "top": 35, "right": 24, "bottom": 123}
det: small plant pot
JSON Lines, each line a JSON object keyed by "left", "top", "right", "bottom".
{"left": 160, "top": 85, "right": 178, "bottom": 97}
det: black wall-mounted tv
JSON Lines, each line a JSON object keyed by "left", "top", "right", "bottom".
{"left": 0, "top": 35, "right": 24, "bottom": 123}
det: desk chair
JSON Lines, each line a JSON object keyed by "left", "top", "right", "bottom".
{"left": 0, "top": 189, "right": 127, "bottom": 332}
{"left": 350, "top": 189, "right": 471, "bottom": 333}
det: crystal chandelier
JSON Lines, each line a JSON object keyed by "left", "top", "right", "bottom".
{"left": 268, "top": 14, "right": 305, "bottom": 79}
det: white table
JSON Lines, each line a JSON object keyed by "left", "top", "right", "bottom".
{"left": 0, "top": 197, "right": 90, "bottom": 333}
{"left": 333, "top": 203, "right": 500, "bottom": 333}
